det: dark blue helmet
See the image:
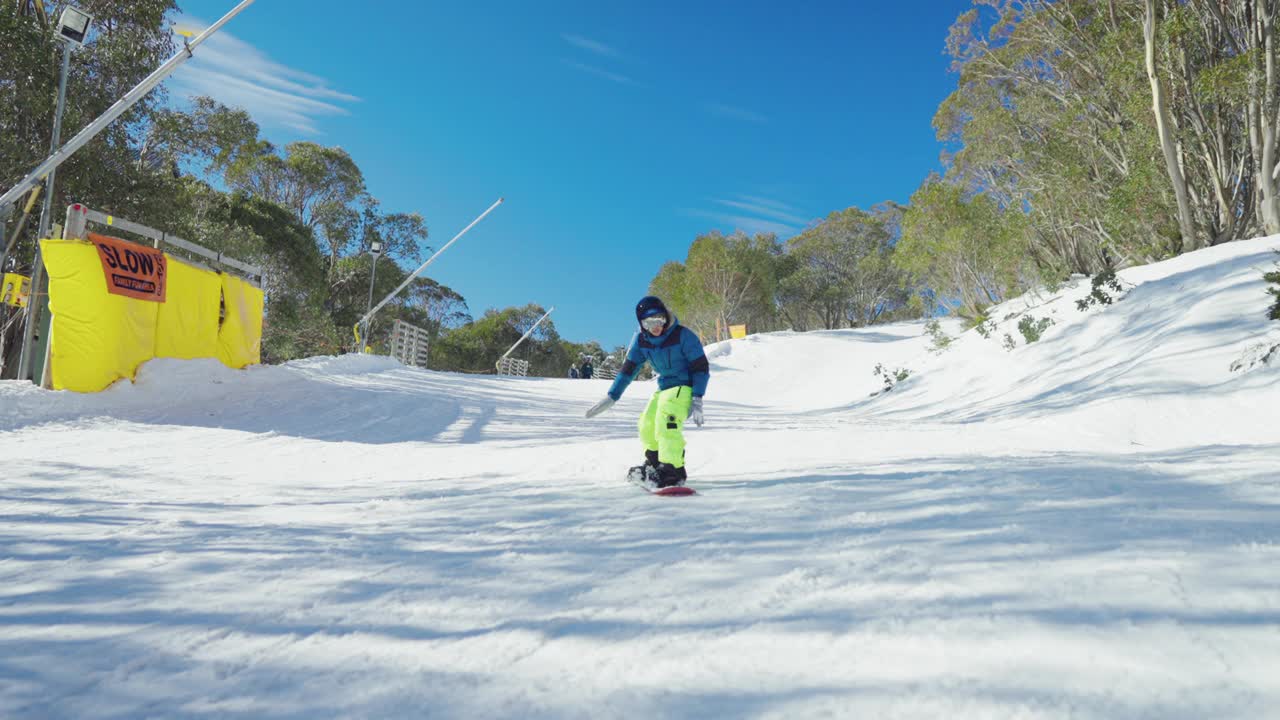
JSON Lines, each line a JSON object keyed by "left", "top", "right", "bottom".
{"left": 635, "top": 296, "right": 669, "bottom": 325}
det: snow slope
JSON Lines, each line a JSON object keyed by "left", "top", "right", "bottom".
{"left": 2, "top": 237, "right": 1279, "bottom": 719}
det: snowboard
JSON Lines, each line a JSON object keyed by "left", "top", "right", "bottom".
{"left": 626, "top": 467, "right": 697, "bottom": 496}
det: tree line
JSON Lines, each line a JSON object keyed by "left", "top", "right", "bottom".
{"left": 653, "top": 0, "right": 1280, "bottom": 338}
{"left": 5, "top": 2, "right": 1276, "bottom": 379}
{"left": 1, "top": 1, "right": 605, "bottom": 375}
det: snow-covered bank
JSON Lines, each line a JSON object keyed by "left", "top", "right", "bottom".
{"left": 1, "top": 237, "right": 1278, "bottom": 719}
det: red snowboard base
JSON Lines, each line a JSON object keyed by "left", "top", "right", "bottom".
{"left": 651, "top": 485, "right": 697, "bottom": 496}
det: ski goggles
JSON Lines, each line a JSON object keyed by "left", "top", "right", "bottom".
{"left": 640, "top": 315, "right": 666, "bottom": 332}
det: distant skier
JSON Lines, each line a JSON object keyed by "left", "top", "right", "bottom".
{"left": 585, "top": 296, "right": 708, "bottom": 487}
{"left": 568, "top": 366, "right": 579, "bottom": 379}
{"left": 580, "top": 357, "right": 594, "bottom": 379}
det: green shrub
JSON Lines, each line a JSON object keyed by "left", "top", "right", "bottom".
{"left": 972, "top": 314, "right": 996, "bottom": 339}
{"left": 1265, "top": 260, "right": 1280, "bottom": 321}
{"left": 873, "top": 363, "right": 910, "bottom": 392}
{"left": 925, "top": 319, "right": 952, "bottom": 353}
{"left": 1017, "top": 316, "right": 1054, "bottom": 344}
{"left": 1076, "top": 267, "right": 1125, "bottom": 311}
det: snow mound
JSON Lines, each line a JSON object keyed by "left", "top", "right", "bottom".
{"left": 858, "top": 235, "right": 1280, "bottom": 448}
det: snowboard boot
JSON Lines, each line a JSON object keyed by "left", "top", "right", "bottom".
{"left": 627, "top": 450, "right": 662, "bottom": 485}
{"left": 654, "top": 462, "right": 687, "bottom": 488}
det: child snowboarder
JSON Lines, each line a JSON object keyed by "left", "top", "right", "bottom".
{"left": 584, "top": 296, "right": 709, "bottom": 487}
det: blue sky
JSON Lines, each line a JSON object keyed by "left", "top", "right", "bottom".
{"left": 170, "top": 0, "right": 973, "bottom": 347}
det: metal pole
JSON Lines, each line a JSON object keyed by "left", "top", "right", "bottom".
{"left": 63, "top": 204, "right": 88, "bottom": 241}
{"left": 37, "top": 44, "right": 72, "bottom": 239}
{"left": 500, "top": 306, "right": 555, "bottom": 360}
{"left": 0, "top": 203, "right": 10, "bottom": 273}
{"left": 16, "top": 43, "right": 71, "bottom": 382}
{"left": 0, "top": 0, "right": 257, "bottom": 209}
{"left": 361, "top": 254, "right": 379, "bottom": 352}
{"left": 356, "top": 197, "right": 503, "bottom": 334}
{"left": 366, "top": 256, "right": 379, "bottom": 316}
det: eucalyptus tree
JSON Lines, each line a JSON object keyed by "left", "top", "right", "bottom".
{"left": 782, "top": 205, "right": 909, "bottom": 329}
{"left": 938, "top": 0, "right": 1178, "bottom": 271}
{"left": 897, "top": 179, "right": 1029, "bottom": 321}
{"left": 648, "top": 230, "right": 781, "bottom": 342}
{"left": 1143, "top": 0, "right": 1280, "bottom": 242}
{"left": 940, "top": 0, "right": 1280, "bottom": 269}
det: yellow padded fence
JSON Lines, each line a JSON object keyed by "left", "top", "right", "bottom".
{"left": 42, "top": 238, "right": 158, "bottom": 393}
{"left": 155, "top": 259, "right": 222, "bottom": 360}
{"left": 216, "top": 272, "right": 264, "bottom": 369}
{"left": 39, "top": 237, "right": 265, "bottom": 392}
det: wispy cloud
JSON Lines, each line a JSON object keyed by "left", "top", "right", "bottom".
{"left": 561, "top": 32, "right": 641, "bottom": 87}
{"left": 561, "top": 33, "right": 620, "bottom": 58}
{"left": 685, "top": 195, "right": 813, "bottom": 238}
{"left": 167, "top": 18, "right": 359, "bottom": 135}
{"left": 703, "top": 101, "right": 768, "bottom": 124}
{"left": 684, "top": 209, "right": 801, "bottom": 238}
{"left": 562, "top": 59, "right": 638, "bottom": 86}
{"left": 712, "top": 198, "right": 810, "bottom": 226}
{"left": 739, "top": 195, "right": 797, "bottom": 213}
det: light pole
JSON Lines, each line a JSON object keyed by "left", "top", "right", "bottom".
{"left": 36, "top": 47, "right": 71, "bottom": 239}
{"left": 16, "top": 5, "right": 91, "bottom": 383}
{"left": 361, "top": 239, "right": 382, "bottom": 352}
{"left": 37, "top": 7, "right": 90, "bottom": 239}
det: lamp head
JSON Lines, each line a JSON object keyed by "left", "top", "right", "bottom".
{"left": 56, "top": 7, "right": 93, "bottom": 47}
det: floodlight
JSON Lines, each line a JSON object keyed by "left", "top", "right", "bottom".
{"left": 370, "top": 240, "right": 382, "bottom": 256}
{"left": 56, "top": 7, "right": 93, "bottom": 47}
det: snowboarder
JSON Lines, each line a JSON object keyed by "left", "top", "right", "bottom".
{"left": 585, "top": 296, "right": 709, "bottom": 487}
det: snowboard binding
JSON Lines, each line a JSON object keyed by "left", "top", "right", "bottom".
{"left": 627, "top": 455, "right": 687, "bottom": 488}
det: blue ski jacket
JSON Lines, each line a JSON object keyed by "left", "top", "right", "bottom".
{"left": 607, "top": 310, "right": 710, "bottom": 401}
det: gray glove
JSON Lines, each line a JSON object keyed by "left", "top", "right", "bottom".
{"left": 688, "top": 396, "right": 704, "bottom": 427}
{"left": 585, "top": 396, "right": 615, "bottom": 418}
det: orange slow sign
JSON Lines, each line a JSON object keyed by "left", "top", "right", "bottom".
{"left": 89, "top": 232, "right": 167, "bottom": 302}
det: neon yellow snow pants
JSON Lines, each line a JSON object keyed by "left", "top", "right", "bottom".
{"left": 639, "top": 385, "right": 693, "bottom": 468}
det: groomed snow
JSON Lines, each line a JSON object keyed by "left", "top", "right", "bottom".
{"left": 2, "top": 237, "right": 1279, "bottom": 719}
